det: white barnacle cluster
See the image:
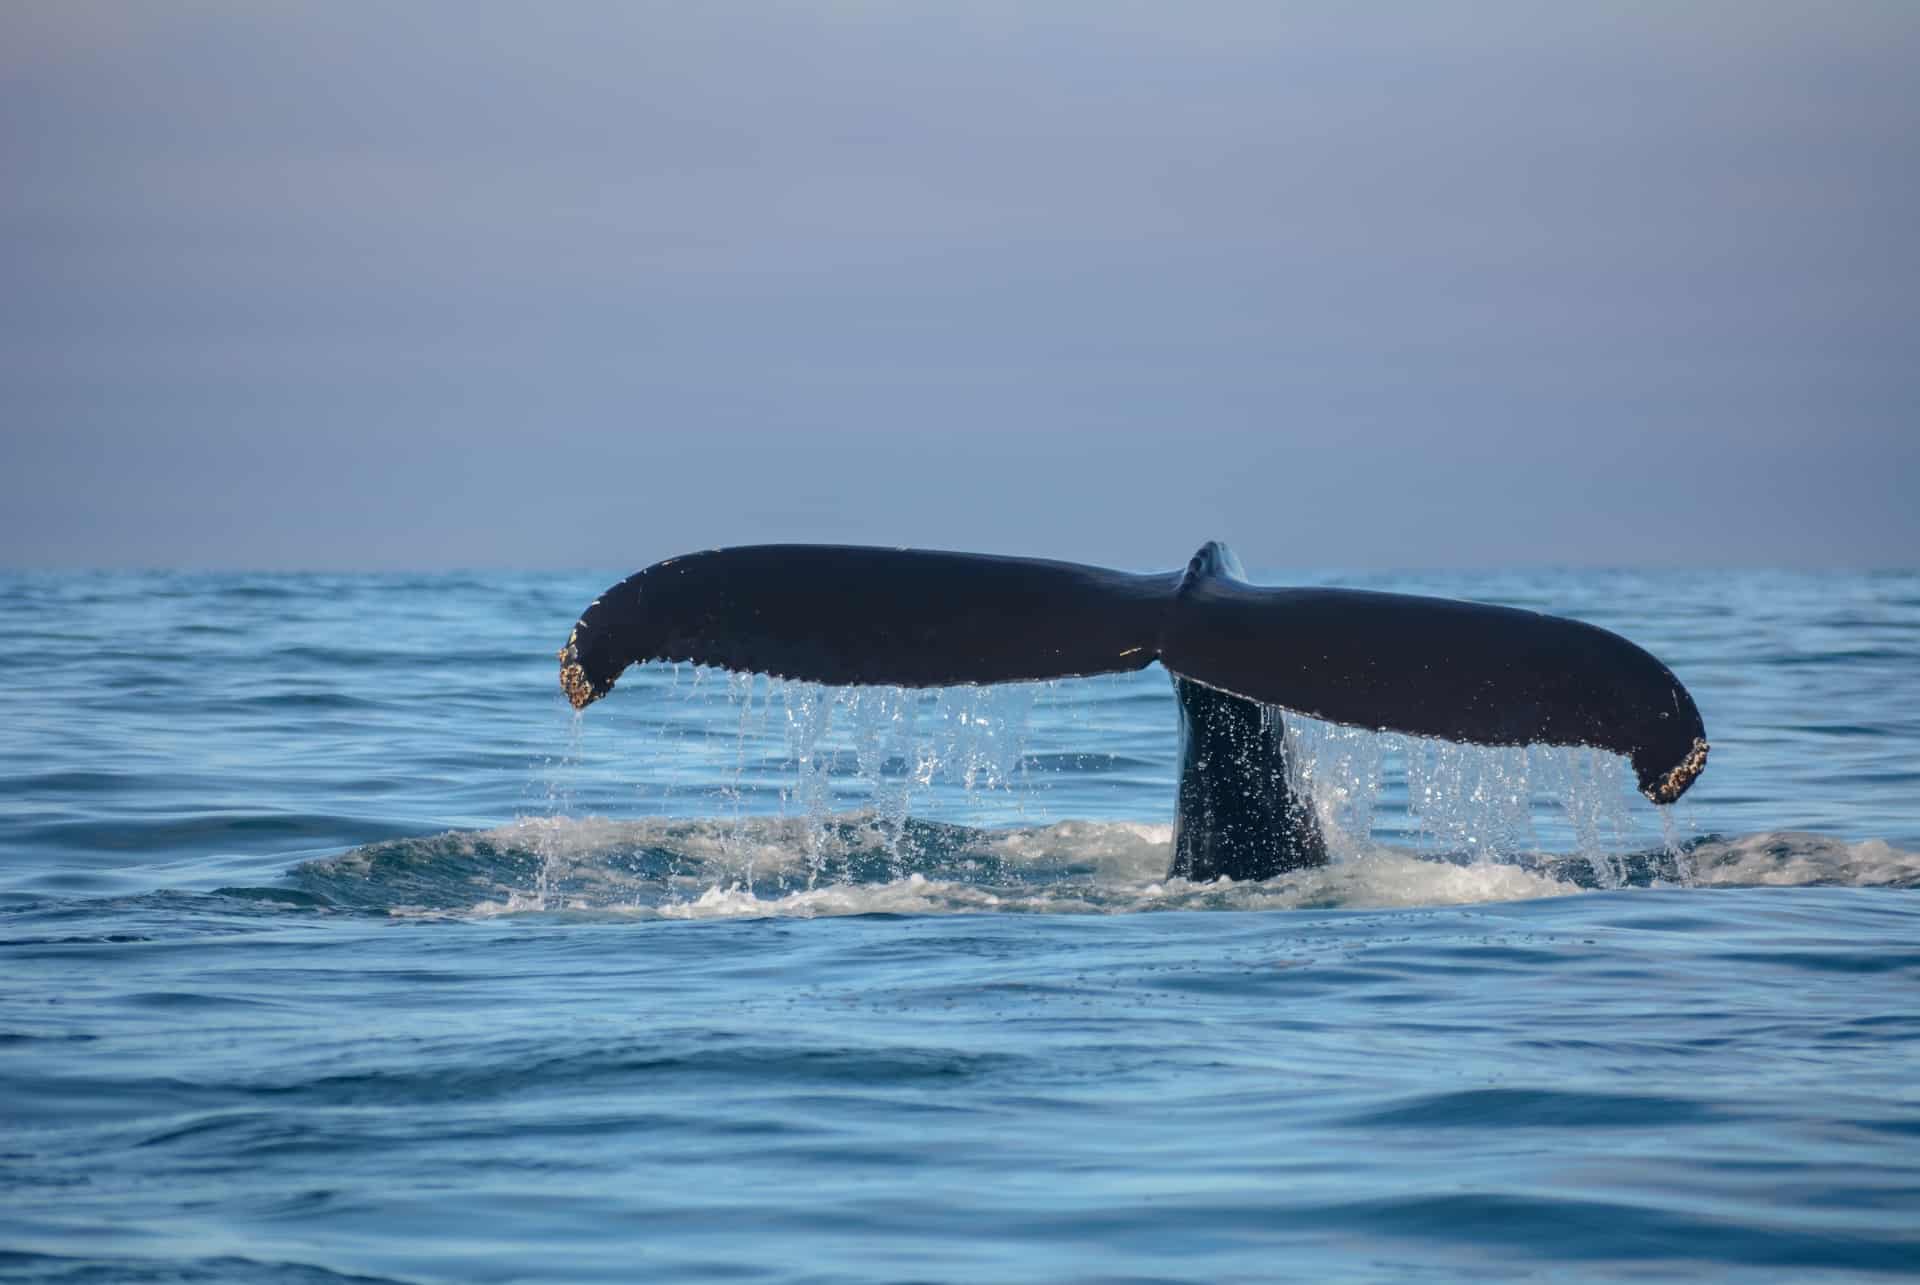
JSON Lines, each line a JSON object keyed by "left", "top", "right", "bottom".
{"left": 557, "top": 624, "right": 600, "bottom": 709}
{"left": 1649, "top": 737, "right": 1710, "bottom": 805}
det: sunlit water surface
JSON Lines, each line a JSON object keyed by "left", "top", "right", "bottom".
{"left": 3, "top": 569, "right": 1917, "bottom": 1281}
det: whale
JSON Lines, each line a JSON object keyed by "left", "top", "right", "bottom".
{"left": 558, "top": 542, "right": 1708, "bottom": 883}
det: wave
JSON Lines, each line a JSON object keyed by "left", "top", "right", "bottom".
{"left": 272, "top": 814, "right": 1920, "bottom": 920}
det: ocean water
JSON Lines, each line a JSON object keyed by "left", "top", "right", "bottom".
{"left": 2, "top": 567, "right": 1917, "bottom": 1282}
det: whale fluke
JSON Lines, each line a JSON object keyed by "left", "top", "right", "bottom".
{"left": 560, "top": 543, "right": 1706, "bottom": 810}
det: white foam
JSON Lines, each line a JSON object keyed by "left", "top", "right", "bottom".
{"left": 984, "top": 819, "right": 1173, "bottom": 879}
{"left": 417, "top": 812, "right": 1586, "bottom": 918}
{"left": 321, "top": 803, "right": 1918, "bottom": 921}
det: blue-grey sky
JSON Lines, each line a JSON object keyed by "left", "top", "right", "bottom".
{"left": 3, "top": 2, "right": 1914, "bottom": 570}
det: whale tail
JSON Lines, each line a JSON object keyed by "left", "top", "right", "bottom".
{"left": 560, "top": 542, "right": 1707, "bottom": 805}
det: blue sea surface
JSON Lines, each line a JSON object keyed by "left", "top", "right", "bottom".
{"left": 2, "top": 568, "right": 1917, "bottom": 1282}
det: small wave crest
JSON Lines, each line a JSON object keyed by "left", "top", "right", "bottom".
{"left": 1684, "top": 831, "right": 1920, "bottom": 888}
{"left": 281, "top": 814, "right": 1917, "bottom": 920}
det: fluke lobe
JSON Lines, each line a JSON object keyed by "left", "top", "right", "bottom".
{"left": 559, "top": 542, "right": 1707, "bottom": 882}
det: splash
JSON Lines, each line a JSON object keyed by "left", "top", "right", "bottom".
{"left": 405, "top": 669, "right": 1784, "bottom": 919}
{"left": 296, "top": 813, "right": 1591, "bottom": 917}
{"left": 709, "top": 674, "right": 1045, "bottom": 876}
{"left": 290, "top": 817, "right": 1919, "bottom": 920}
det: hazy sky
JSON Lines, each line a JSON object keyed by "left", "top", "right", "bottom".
{"left": 3, "top": 2, "right": 1914, "bottom": 570}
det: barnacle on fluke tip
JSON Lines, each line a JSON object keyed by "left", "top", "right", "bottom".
{"left": 1649, "top": 737, "right": 1710, "bottom": 806}
{"left": 557, "top": 627, "right": 603, "bottom": 711}
{"left": 558, "top": 655, "right": 596, "bottom": 711}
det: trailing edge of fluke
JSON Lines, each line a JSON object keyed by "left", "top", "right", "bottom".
{"left": 558, "top": 542, "right": 1708, "bottom": 806}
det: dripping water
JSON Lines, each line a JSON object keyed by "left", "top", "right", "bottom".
{"left": 543, "top": 665, "right": 1673, "bottom": 901}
